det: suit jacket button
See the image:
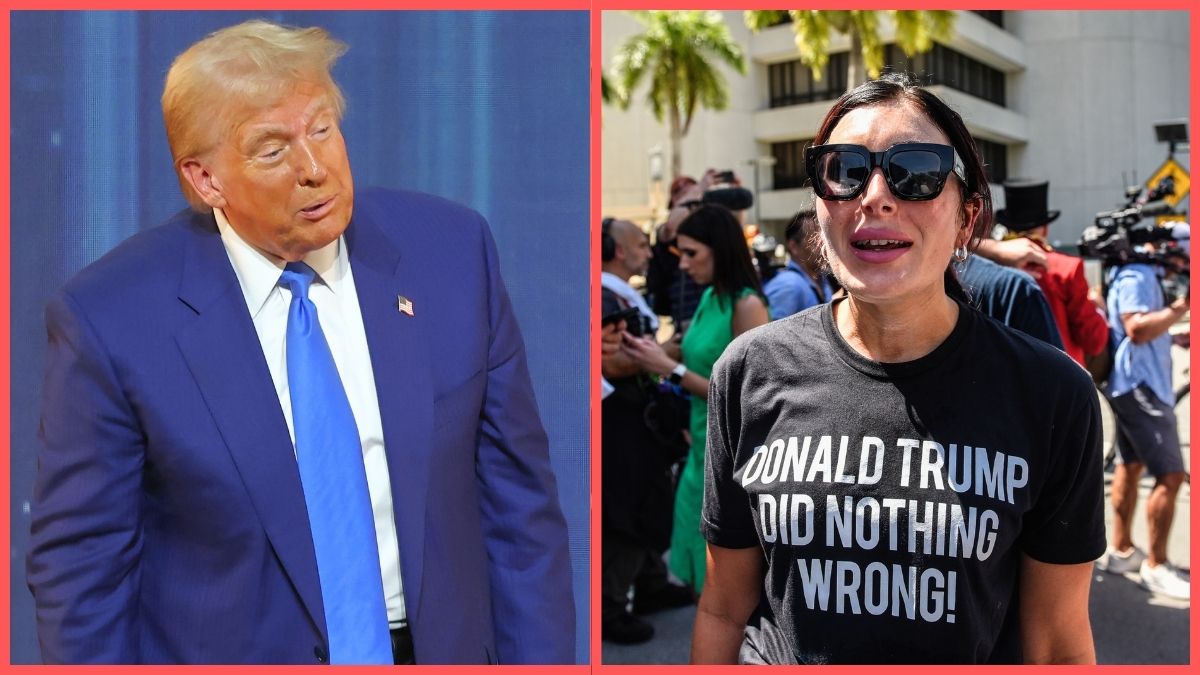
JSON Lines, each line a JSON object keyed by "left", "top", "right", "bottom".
{"left": 314, "top": 645, "right": 328, "bottom": 663}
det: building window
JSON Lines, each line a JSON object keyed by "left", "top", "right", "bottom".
{"left": 771, "top": 138, "right": 815, "bottom": 190}
{"left": 767, "top": 53, "right": 848, "bottom": 108}
{"left": 884, "top": 43, "right": 1005, "bottom": 107}
{"left": 974, "top": 137, "right": 1008, "bottom": 184}
{"left": 971, "top": 11, "right": 1004, "bottom": 28}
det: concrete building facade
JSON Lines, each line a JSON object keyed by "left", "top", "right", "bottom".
{"left": 601, "top": 10, "right": 1191, "bottom": 248}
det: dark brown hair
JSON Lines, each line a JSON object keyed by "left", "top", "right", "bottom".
{"left": 677, "top": 204, "right": 763, "bottom": 305}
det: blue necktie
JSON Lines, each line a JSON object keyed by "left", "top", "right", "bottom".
{"left": 280, "top": 262, "right": 392, "bottom": 664}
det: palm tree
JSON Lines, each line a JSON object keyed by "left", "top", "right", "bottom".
{"left": 745, "top": 10, "right": 955, "bottom": 91}
{"left": 609, "top": 11, "right": 747, "bottom": 180}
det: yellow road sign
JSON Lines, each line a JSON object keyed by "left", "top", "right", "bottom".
{"left": 1145, "top": 158, "right": 1190, "bottom": 208}
{"left": 1156, "top": 214, "right": 1188, "bottom": 226}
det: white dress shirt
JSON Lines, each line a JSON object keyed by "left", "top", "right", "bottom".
{"left": 215, "top": 208, "right": 406, "bottom": 627}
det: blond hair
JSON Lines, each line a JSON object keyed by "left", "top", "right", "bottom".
{"left": 162, "top": 20, "right": 348, "bottom": 210}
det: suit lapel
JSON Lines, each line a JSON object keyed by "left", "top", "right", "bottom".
{"left": 345, "top": 205, "right": 434, "bottom": 621}
{"left": 172, "top": 212, "right": 326, "bottom": 636}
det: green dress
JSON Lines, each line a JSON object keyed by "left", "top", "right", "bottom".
{"left": 670, "top": 286, "right": 759, "bottom": 593}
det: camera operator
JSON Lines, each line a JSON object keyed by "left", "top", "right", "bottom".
{"left": 1097, "top": 228, "right": 1191, "bottom": 602}
{"left": 600, "top": 218, "right": 694, "bottom": 644}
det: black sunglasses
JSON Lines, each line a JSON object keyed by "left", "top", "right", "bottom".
{"left": 804, "top": 143, "right": 967, "bottom": 202}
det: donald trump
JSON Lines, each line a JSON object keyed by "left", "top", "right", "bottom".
{"left": 27, "top": 19, "right": 574, "bottom": 665}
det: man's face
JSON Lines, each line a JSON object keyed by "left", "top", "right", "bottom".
{"left": 664, "top": 184, "right": 703, "bottom": 240}
{"left": 617, "top": 225, "right": 652, "bottom": 277}
{"left": 193, "top": 81, "right": 354, "bottom": 262}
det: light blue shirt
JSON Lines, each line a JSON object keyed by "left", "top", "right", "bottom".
{"left": 763, "top": 260, "right": 829, "bottom": 320}
{"left": 1105, "top": 263, "right": 1174, "bottom": 405}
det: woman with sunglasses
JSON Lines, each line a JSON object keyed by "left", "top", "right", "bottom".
{"left": 621, "top": 203, "right": 769, "bottom": 596}
{"left": 693, "top": 74, "right": 1104, "bottom": 664}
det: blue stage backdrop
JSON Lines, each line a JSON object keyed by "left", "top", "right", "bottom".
{"left": 9, "top": 11, "right": 589, "bottom": 664}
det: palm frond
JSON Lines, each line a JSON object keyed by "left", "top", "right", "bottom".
{"left": 743, "top": 10, "right": 788, "bottom": 33}
{"left": 775, "top": 10, "right": 958, "bottom": 85}
{"left": 852, "top": 11, "right": 885, "bottom": 80}
{"left": 793, "top": 11, "right": 832, "bottom": 80}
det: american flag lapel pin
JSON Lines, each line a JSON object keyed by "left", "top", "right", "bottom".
{"left": 397, "top": 295, "right": 415, "bottom": 317}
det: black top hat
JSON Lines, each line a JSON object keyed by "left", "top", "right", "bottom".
{"left": 996, "top": 178, "right": 1060, "bottom": 232}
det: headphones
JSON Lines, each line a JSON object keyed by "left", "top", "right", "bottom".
{"left": 601, "top": 217, "right": 616, "bottom": 262}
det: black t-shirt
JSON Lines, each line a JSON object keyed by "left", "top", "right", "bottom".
{"left": 701, "top": 300, "right": 1105, "bottom": 664}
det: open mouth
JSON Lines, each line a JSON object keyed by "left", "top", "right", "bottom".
{"left": 298, "top": 196, "right": 336, "bottom": 220}
{"left": 852, "top": 239, "right": 912, "bottom": 251}
{"left": 301, "top": 199, "right": 331, "bottom": 214}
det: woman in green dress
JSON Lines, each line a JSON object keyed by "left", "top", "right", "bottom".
{"left": 622, "top": 204, "right": 769, "bottom": 593}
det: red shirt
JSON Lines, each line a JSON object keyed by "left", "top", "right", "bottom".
{"left": 1036, "top": 250, "right": 1108, "bottom": 366}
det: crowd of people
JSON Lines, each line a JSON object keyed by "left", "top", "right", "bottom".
{"left": 601, "top": 73, "right": 1189, "bottom": 663}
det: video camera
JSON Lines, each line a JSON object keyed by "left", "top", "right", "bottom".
{"left": 1078, "top": 176, "right": 1189, "bottom": 303}
{"left": 1078, "top": 176, "right": 1187, "bottom": 267}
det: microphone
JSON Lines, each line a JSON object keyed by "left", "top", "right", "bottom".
{"left": 702, "top": 185, "right": 754, "bottom": 211}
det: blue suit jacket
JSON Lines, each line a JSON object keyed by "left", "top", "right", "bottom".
{"left": 27, "top": 188, "right": 575, "bottom": 664}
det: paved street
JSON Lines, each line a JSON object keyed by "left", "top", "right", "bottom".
{"left": 604, "top": 343, "right": 1191, "bottom": 665}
